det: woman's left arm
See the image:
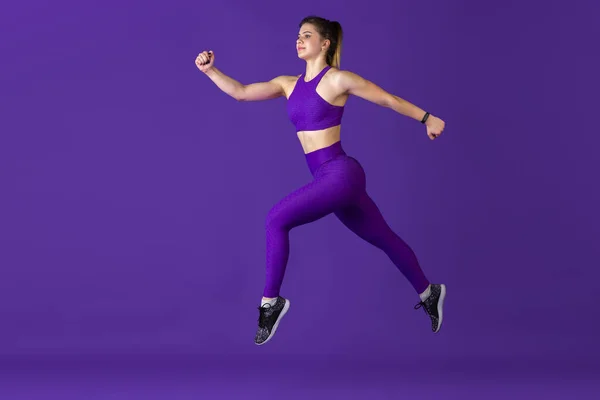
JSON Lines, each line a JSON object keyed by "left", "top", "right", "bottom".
{"left": 336, "top": 70, "right": 445, "bottom": 140}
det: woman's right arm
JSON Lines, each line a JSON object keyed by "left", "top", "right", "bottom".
{"left": 204, "top": 68, "right": 286, "bottom": 102}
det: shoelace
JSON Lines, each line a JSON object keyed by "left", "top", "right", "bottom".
{"left": 257, "top": 304, "right": 272, "bottom": 327}
{"left": 414, "top": 297, "right": 433, "bottom": 315}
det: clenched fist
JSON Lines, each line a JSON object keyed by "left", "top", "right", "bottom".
{"left": 426, "top": 115, "right": 445, "bottom": 140}
{"left": 195, "top": 50, "right": 214, "bottom": 73}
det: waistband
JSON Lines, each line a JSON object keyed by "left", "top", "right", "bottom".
{"left": 305, "top": 141, "right": 346, "bottom": 176}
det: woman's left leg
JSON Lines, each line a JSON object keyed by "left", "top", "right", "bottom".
{"left": 333, "top": 159, "right": 446, "bottom": 333}
{"left": 334, "top": 191, "right": 430, "bottom": 293}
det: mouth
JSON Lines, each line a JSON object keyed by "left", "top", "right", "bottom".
{"left": 297, "top": 47, "right": 305, "bottom": 51}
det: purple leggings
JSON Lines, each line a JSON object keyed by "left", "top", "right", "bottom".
{"left": 263, "top": 141, "right": 430, "bottom": 298}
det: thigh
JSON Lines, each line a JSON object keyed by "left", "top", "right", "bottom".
{"left": 334, "top": 191, "right": 393, "bottom": 244}
{"left": 267, "top": 164, "right": 362, "bottom": 230}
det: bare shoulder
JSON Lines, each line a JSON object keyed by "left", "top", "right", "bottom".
{"left": 325, "top": 68, "right": 364, "bottom": 90}
{"left": 271, "top": 75, "right": 300, "bottom": 85}
{"left": 271, "top": 75, "right": 301, "bottom": 96}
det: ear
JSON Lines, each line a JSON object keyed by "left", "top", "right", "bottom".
{"left": 321, "top": 39, "right": 331, "bottom": 51}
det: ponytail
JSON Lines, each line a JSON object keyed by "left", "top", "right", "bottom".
{"left": 327, "top": 21, "right": 343, "bottom": 68}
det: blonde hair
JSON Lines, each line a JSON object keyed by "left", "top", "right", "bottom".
{"left": 328, "top": 21, "right": 343, "bottom": 68}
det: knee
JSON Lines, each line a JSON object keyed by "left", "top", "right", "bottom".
{"left": 265, "top": 206, "right": 287, "bottom": 233}
{"left": 362, "top": 228, "right": 399, "bottom": 251}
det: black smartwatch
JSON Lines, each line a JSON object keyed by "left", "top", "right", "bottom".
{"left": 421, "top": 112, "right": 430, "bottom": 124}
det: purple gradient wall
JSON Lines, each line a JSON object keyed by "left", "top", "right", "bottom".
{"left": 1, "top": 0, "right": 598, "bottom": 365}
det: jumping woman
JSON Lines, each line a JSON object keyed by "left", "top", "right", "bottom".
{"left": 195, "top": 15, "right": 447, "bottom": 346}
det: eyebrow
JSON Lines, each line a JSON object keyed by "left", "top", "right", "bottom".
{"left": 298, "top": 31, "right": 312, "bottom": 35}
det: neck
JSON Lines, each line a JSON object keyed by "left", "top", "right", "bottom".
{"left": 304, "top": 58, "right": 329, "bottom": 80}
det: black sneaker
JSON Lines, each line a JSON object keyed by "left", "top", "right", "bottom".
{"left": 414, "top": 284, "right": 446, "bottom": 333}
{"left": 254, "top": 296, "right": 290, "bottom": 345}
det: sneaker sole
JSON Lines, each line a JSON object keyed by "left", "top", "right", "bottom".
{"left": 255, "top": 299, "right": 290, "bottom": 346}
{"left": 434, "top": 284, "right": 446, "bottom": 333}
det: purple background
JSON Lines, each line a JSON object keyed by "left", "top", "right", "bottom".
{"left": 1, "top": 0, "right": 598, "bottom": 398}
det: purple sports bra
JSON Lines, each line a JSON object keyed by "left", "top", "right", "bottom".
{"left": 286, "top": 66, "right": 344, "bottom": 132}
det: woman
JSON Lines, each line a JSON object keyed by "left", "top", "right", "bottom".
{"left": 195, "top": 16, "right": 447, "bottom": 346}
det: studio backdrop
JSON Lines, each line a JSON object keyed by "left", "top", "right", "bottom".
{"left": 1, "top": 0, "right": 597, "bottom": 365}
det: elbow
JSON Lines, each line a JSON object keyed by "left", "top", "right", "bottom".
{"left": 233, "top": 86, "right": 247, "bottom": 101}
{"left": 382, "top": 94, "right": 396, "bottom": 108}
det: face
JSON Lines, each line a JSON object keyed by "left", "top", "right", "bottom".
{"left": 296, "top": 23, "right": 329, "bottom": 60}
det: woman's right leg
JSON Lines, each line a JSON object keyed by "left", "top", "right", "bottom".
{"left": 255, "top": 157, "right": 364, "bottom": 345}
{"left": 263, "top": 158, "right": 364, "bottom": 298}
